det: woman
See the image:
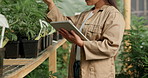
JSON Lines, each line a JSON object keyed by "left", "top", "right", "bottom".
{"left": 43, "top": 0, "right": 125, "bottom": 78}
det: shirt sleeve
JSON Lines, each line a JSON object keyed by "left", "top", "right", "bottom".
{"left": 83, "top": 12, "right": 125, "bottom": 60}
{"left": 46, "top": 5, "right": 80, "bottom": 25}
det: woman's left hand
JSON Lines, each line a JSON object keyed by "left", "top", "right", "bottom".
{"left": 58, "top": 28, "right": 84, "bottom": 47}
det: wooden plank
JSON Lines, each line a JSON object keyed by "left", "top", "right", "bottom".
{"left": 48, "top": 39, "right": 66, "bottom": 73}
{"left": 4, "top": 51, "right": 50, "bottom": 78}
{"left": 4, "top": 59, "right": 35, "bottom": 65}
{"left": 52, "top": 39, "right": 67, "bottom": 50}
{"left": 3, "top": 39, "right": 66, "bottom": 78}
{"left": 49, "top": 49, "right": 57, "bottom": 73}
{"left": 144, "top": 0, "right": 147, "bottom": 16}
{"left": 132, "top": 11, "right": 148, "bottom": 13}
{"left": 136, "top": 0, "right": 139, "bottom": 12}
{"left": 124, "top": 0, "right": 131, "bottom": 29}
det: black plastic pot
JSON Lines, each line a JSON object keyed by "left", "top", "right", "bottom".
{"left": 45, "top": 35, "right": 49, "bottom": 48}
{"left": 41, "top": 37, "right": 46, "bottom": 51}
{"left": 53, "top": 32, "right": 59, "bottom": 41}
{"left": 5, "top": 41, "right": 20, "bottom": 58}
{"left": 21, "top": 39, "right": 41, "bottom": 58}
{"left": 0, "top": 48, "right": 5, "bottom": 77}
{"left": 46, "top": 34, "right": 53, "bottom": 48}
{"left": 48, "top": 34, "right": 53, "bottom": 45}
{"left": 59, "top": 34, "right": 63, "bottom": 39}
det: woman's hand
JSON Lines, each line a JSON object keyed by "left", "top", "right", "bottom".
{"left": 58, "top": 28, "right": 84, "bottom": 47}
{"left": 43, "top": 0, "right": 54, "bottom": 8}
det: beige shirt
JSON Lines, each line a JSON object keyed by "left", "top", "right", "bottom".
{"left": 47, "top": 5, "right": 125, "bottom": 78}
{"left": 76, "top": 11, "right": 94, "bottom": 60}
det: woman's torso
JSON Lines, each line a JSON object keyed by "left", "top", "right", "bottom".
{"left": 68, "top": 5, "right": 124, "bottom": 78}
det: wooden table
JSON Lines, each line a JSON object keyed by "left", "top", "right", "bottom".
{"left": 3, "top": 39, "right": 66, "bottom": 78}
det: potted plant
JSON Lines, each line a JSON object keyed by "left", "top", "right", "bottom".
{"left": 0, "top": 0, "right": 51, "bottom": 58}
{"left": 14, "top": 0, "right": 47, "bottom": 58}
{"left": 39, "top": 19, "right": 55, "bottom": 51}
{"left": 0, "top": 14, "right": 9, "bottom": 77}
{"left": 0, "top": 0, "right": 21, "bottom": 59}
{"left": 4, "top": 29, "right": 20, "bottom": 58}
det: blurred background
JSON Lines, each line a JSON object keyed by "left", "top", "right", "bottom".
{"left": 0, "top": 0, "right": 148, "bottom": 78}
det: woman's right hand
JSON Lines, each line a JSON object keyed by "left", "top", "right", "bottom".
{"left": 43, "top": 0, "right": 54, "bottom": 7}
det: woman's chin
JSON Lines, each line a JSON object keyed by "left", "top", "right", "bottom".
{"left": 86, "top": 3, "right": 93, "bottom": 6}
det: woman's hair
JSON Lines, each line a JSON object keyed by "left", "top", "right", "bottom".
{"left": 106, "top": 0, "right": 118, "bottom": 10}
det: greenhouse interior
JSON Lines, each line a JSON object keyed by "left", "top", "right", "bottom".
{"left": 0, "top": 0, "right": 148, "bottom": 78}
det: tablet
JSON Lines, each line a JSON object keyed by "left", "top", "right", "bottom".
{"left": 50, "top": 20, "right": 89, "bottom": 41}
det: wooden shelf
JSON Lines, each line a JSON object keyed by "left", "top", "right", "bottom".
{"left": 3, "top": 39, "right": 66, "bottom": 78}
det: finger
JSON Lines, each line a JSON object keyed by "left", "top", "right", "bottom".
{"left": 60, "top": 28, "right": 69, "bottom": 34}
{"left": 70, "top": 30, "right": 78, "bottom": 37}
{"left": 59, "top": 29, "right": 69, "bottom": 36}
{"left": 59, "top": 29, "right": 72, "bottom": 40}
{"left": 59, "top": 29, "right": 75, "bottom": 41}
{"left": 58, "top": 29, "right": 67, "bottom": 37}
{"left": 60, "top": 28, "right": 73, "bottom": 36}
{"left": 59, "top": 30, "right": 72, "bottom": 42}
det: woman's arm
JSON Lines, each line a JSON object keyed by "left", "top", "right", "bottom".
{"left": 83, "top": 12, "right": 125, "bottom": 60}
{"left": 43, "top": 0, "right": 80, "bottom": 24}
{"left": 43, "top": 0, "right": 55, "bottom": 10}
